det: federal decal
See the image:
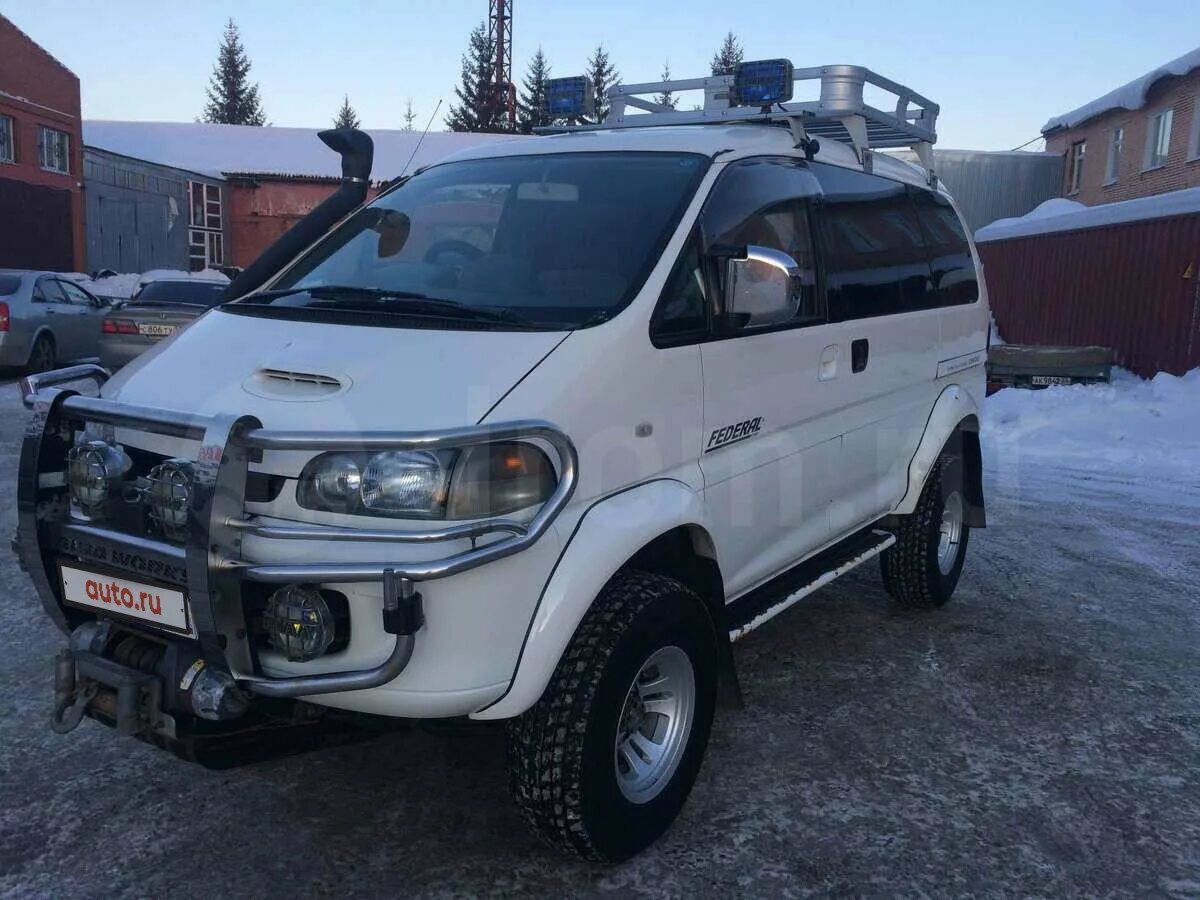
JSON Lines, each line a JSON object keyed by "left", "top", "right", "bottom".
{"left": 705, "top": 416, "right": 763, "bottom": 453}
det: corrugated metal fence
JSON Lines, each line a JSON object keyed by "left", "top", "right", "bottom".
{"left": 978, "top": 212, "right": 1200, "bottom": 376}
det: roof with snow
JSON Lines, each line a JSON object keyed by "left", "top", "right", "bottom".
{"left": 82, "top": 121, "right": 530, "bottom": 181}
{"left": 975, "top": 187, "right": 1200, "bottom": 242}
{"left": 1041, "top": 46, "right": 1200, "bottom": 134}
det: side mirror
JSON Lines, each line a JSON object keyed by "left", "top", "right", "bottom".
{"left": 724, "top": 245, "right": 802, "bottom": 328}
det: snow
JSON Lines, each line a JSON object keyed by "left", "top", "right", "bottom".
{"left": 983, "top": 367, "right": 1200, "bottom": 485}
{"left": 83, "top": 121, "right": 530, "bottom": 181}
{"left": 1041, "top": 46, "right": 1200, "bottom": 133}
{"left": 975, "top": 188, "right": 1200, "bottom": 242}
{"left": 63, "top": 268, "right": 228, "bottom": 301}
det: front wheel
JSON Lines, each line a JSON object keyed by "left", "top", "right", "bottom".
{"left": 506, "top": 570, "right": 718, "bottom": 862}
{"left": 881, "top": 453, "right": 970, "bottom": 608}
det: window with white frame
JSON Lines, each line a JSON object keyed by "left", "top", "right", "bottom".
{"left": 0, "top": 115, "right": 13, "bottom": 163}
{"left": 1144, "top": 107, "right": 1174, "bottom": 170}
{"left": 187, "top": 181, "right": 225, "bottom": 270}
{"left": 1068, "top": 140, "right": 1086, "bottom": 193}
{"left": 37, "top": 125, "right": 69, "bottom": 173}
{"left": 1104, "top": 127, "right": 1123, "bottom": 184}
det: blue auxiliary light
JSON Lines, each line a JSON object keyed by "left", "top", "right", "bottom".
{"left": 544, "top": 76, "right": 595, "bottom": 119}
{"left": 732, "top": 59, "right": 795, "bottom": 107}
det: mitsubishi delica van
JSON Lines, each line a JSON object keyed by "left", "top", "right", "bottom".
{"left": 15, "top": 61, "right": 988, "bottom": 861}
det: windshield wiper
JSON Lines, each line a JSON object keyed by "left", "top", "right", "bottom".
{"left": 233, "top": 284, "right": 555, "bottom": 328}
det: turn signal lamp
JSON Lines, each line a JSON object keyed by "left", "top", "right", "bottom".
{"left": 544, "top": 77, "right": 595, "bottom": 119}
{"left": 732, "top": 59, "right": 795, "bottom": 106}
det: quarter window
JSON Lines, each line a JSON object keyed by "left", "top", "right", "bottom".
{"left": 1145, "top": 108, "right": 1174, "bottom": 169}
{"left": 37, "top": 126, "right": 69, "bottom": 174}
{"left": 1104, "top": 128, "right": 1123, "bottom": 184}
{"left": 0, "top": 115, "right": 13, "bottom": 163}
{"left": 811, "top": 163, "right": 934, "bottom": 320}
{"left": 651, "top": 231, "right": 710, "bottom": 343}
{"left": 1068, "top": 140, "right": 1086, "bottom": 193}
{"left": 909, "top": 190, "right": 979, "bottom": 307}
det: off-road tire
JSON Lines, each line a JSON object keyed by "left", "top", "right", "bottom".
{"left": 881, "top": 453, "right": 969, "bottom": 608}
{"left": 506, "top": 570, "right": 719, "bottom": 862}
{"left": 28, "top": 334, "right": 55, "bottom": 374}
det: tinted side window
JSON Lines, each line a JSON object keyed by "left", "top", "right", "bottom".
{"left": 910, "top": 189, "right": 979, "bottom": 307}
{"left": 701, "top": 157, "right": 824, "bottom": 329}
{"left": 651, "top": 230, "right": 710, "bottom": 344}
{"left": 34, "top": 279, "right": 66, "bottom": 303}
{"left": 812, "top": 163, "right": 934, "bottom": 321}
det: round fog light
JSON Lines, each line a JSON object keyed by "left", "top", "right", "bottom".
{"left": 66, "top": 440, "right": 131, "bottom": 518}
{"left": 263, "top": 585, "right": 335, "bottom": 662}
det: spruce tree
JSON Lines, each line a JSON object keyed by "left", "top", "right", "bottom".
{"left": 654, "top": 61, "right": 678, "bottom": 110}
{"left": 586, "top": 44, "right": 619, "bottom": 122}
{"left": 710, "top": 31, "right": 744, "bottom": 76}
{"left": 517, "top": 48, "right": 552, "bottom": 134}
{"left": 203, "top": 19, "right": 267, "bottom": 126}
{"left": 402, "top": 98, "right": 417, "bottom": 131}
{"left": 446, "top": 22, "right": 504, "bottom": 132}
{"left": 333, "top": 95, "right": 361, "bottom": 129}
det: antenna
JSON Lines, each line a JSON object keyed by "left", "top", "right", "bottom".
{"left": 401, "top": 99, "right": 444, "bottom": 177}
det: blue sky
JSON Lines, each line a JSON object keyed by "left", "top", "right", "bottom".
{"left": 3, "top": 0, "right": 1198, "bottom": 150}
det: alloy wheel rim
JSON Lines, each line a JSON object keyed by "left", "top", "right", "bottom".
{"left": 33, "top": 341, "right": 53, "bottom": 372}
{"left": 937, "top": 490, "right": 964, "bottom": 575}
{"left": 614, "top": 645, "right": 696, "bottom": 804}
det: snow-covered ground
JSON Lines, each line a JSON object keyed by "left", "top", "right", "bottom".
{"left": 983, "top": 368, "right": 1200, "bottom": 486}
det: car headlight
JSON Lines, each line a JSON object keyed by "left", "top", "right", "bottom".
{"left": 297, "top": 442, "right": 556, "bottom": 520}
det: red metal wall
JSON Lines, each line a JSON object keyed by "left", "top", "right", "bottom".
{"left": 978, "top": 212, "right": 1200, "bottom": 377}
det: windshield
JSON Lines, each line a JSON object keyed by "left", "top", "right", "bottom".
{"left": 251, "top": 152, "right": 708, "bottom": 329}
{"left": 134, "top": 281, "right": 226, "bottom": 306}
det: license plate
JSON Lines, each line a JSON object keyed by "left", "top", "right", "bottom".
{"left": 1031, "top": 375, "right": 1072, "bottom": 386}
{"left": 59, "top": 563, "right": 195, "bottom": 636}
{"left": 137, "top": 323, "right": 177, "bottom": 337}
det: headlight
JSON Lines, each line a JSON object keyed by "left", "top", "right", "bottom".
{"left": 65, "top": 439, "right": 132, "bottom": 518}
{"left": 297, "top": 442, "right": 556, "bottom": 520}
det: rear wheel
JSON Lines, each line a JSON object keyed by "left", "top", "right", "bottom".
{"left": 881, "top": 453, "right": 970, "bottom": 608}
{"left": 506, "top": 570, "right": 718, "bottom": 862}
{"left": 28, "top": 334, "right": 55, "bottom": 373}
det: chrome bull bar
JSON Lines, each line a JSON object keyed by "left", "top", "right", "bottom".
{"left": 17, "top": 364, "right": 578, "bottom": 699}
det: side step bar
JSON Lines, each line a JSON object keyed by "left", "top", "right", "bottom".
{"left": 726, "top": 527, "right": 896, "bottom": 641}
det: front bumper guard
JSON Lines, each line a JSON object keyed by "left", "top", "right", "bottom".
{"left": 17, "top": 364, "right": 578, "bottom": 699}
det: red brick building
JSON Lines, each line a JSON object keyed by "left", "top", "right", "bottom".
{"left": 0, "top": 14, "right": 85, "bottom": 270}
{"left": 1042, "top": 48, "right": 1200, "bottom": 206}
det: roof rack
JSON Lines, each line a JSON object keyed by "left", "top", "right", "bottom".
{"left": 541, "top": 64, "right": 939, "bottom": 176}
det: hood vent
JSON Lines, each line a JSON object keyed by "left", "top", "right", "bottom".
{"left": 242, "top": 367, "right": 349, "bottom": 402}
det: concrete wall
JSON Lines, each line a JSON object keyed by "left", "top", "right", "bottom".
{"left": 0, "top": 14, "right": 85, "bottom": 270}
{"left": 1044, "top": 68, "right": 1200, "bottom": 205}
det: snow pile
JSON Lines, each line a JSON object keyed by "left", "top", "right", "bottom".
{"left": 1041, "top": 46, "right": 1200, "bottom": 133}
{"left": 975, "top": 188, "right": 1200, "bottom": 242}
{"left": 983, "top": 368, "right": 1200, "bottom": 482}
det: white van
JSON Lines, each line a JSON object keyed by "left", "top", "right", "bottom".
{"left": 17, "top": 62, "right": 987, "bottom": 861}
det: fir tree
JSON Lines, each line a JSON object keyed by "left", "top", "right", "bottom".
{"left": 517, "top": 48, "right": 552, "bottom": 134}
{"left": 202, "top": 19, "right": 267, "bottom": 126}
{"left": 402, "top": 98, "right": 418, "bottom": 131}
{"left": 333, "top": 95, "right": 361, "bottom": 129}
{"left": 654, "top": 61, "right": 678, "bottom": 110}
{"left": 446, "top": 22, "right": 504, "bottom": 132}
{"left": 586, "top": 43, "right": 619, "bottom": 122}
{"left": 710, "top": 31, "right": 744, "bottom": 76}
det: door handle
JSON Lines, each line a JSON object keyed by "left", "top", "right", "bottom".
{"left": 851, "top": 338, "right": 869, "bottom": 373}
{"left": 818, "top": 344, "right": 839, "bottom": 382}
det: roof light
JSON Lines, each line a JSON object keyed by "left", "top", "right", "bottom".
{"left": 732, "top": 59, "right": 794, "bottom": 107}
{"left": 544, "top": 76, "right": 595, "bottom": 119}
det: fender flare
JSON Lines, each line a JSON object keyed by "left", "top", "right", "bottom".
{"left": 894, "top": 384, "right": 984, "bottom": 522}
{"left": 472, "top": 478, "right": 715, "bottom": 720}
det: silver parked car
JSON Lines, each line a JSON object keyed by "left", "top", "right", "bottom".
{"left": 98, "top": 279, "right": 227, "bottom": 369}
{"left": 0, "top": 270, "right": 109, "bottom": 372}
